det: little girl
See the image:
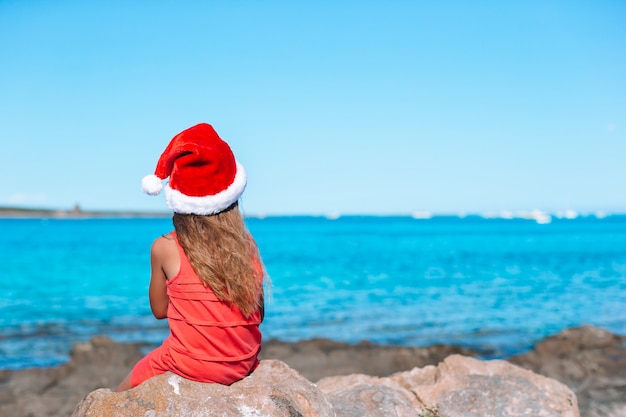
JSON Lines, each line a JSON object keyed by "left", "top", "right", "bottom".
{"left": 115, "top": 123, "right": 266, "bottom": 391}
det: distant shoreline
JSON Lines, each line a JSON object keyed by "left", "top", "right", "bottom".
{"left": 2, "top": 206, "right": 625, "bottom": 221}
{"left": 0, "top": 206, "right": 170, "bottom": 219}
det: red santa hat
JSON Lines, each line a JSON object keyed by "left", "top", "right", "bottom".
{"left": 141, "top": 123, "right": 247, "bottom": 215}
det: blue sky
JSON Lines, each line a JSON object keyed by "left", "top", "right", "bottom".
{"left": 1, "top": 1, "right": 624, "bottom": 216}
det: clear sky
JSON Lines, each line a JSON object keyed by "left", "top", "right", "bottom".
{"left": 1, "top": 1, "right": 624, "bottom": 216}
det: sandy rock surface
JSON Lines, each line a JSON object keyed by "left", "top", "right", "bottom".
{"left": 71, "top": 360, "right": 333, "bottom": 417}
{"left": 72, "top": 356, "right": 579, "bottom": 417}
{"left": 392, "top": 354, "right": 578, "bottom": 417}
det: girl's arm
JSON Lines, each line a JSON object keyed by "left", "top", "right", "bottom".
{"left": 148, "top": 236, "right": 174, "bottom": 319}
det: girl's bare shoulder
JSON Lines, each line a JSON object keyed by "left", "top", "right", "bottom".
{"left": 151, "top": 233, "right": 177, "bottom": 255}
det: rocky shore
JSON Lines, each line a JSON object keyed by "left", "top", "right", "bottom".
{"left": 1, "top": 326, "right": 624, "bottom": 416}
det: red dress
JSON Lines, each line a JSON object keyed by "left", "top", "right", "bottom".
{"left": 130, "top": 232, "right": 263, "bottom": 387}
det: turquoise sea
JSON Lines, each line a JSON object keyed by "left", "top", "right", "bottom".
{"left": 1, "top": 215, "right": 625, "bottom": 370}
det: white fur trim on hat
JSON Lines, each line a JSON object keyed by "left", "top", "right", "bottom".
{"left": 164, "top": 161, "right": 247, "bottom": 215}
{"left": 142, "top": 174, "right": 164, "bottom": 195}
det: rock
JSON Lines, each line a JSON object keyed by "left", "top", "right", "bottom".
{"left": 10, "top": 327, "right": 626, "bottom": 417}
{"left": 317, "top": 373, "right": 423, "bottom": 417}
{"left": 71, "top": 360, "right": 334, "bottom": 417}
{"left": 260, "top": 338, "right": 477, "bottom": 382}
{"left": 510, "top": 325, "right": 626, "bottom": 417}
{"left": 316, "top": 355, "right": 579, "bottom": 417}
{"left": 73, "top": 356, "right": 580, "bottom": 417}
{"left": 392, "top": 354, "right": 579, "bottom": 417}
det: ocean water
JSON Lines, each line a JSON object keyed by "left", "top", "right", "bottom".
{"left": 1, "top": 215, "right": 625, "bottom": 370}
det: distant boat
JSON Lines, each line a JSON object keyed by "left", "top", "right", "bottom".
{"left": 325, "top": 212, "right": 341, "bottom": 220}
{"left": 411, "top": 211, "right": 432, "bottom": 219}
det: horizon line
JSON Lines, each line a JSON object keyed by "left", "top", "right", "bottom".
{"left": 1, "top": 205, "right": 625, "bottom": 222}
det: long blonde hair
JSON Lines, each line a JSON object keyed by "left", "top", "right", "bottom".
{"left": 172, "top": 204, "right": 264, "bottom": 317}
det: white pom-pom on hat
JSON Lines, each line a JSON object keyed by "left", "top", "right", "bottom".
{"left": 142, "top": 174, "right": 164, "bottom": 195}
